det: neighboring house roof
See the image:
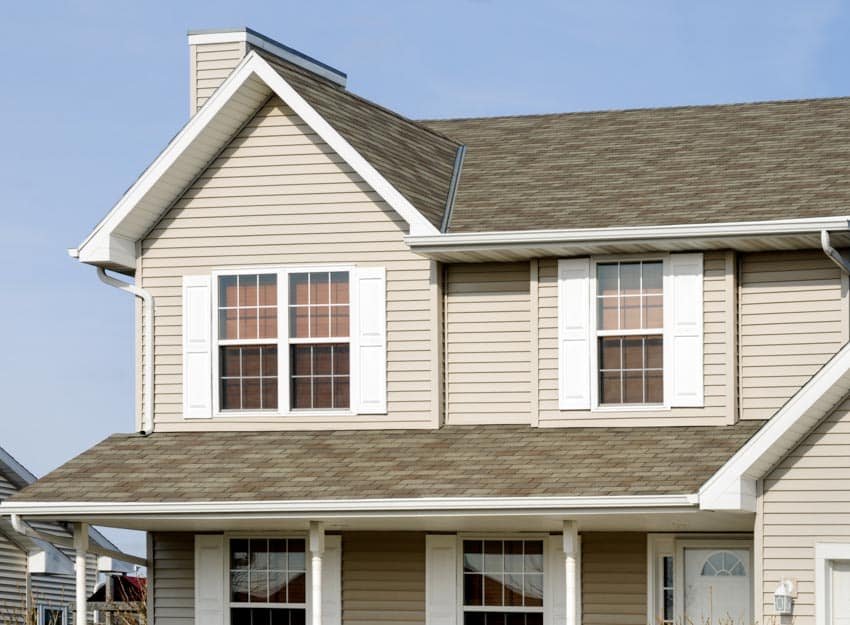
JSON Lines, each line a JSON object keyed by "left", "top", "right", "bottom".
{"left": 257, "top": 51, "right": 461, "bottom": 230}
{"left": 8, "top": 423, "right": 761, "bottom": 504}
{"left": 423, "top": 97, "right": 850, "bottom": 233}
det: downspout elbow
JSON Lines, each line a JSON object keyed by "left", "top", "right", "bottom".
{"left": 96, "top": 267, "right": 155, "bottom": 435}
{"left": 821, "top": 230, "right": 850, "bottom": 275}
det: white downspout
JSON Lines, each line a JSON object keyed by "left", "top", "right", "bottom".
{"left": 96, "top": 267, "right": 155, "bottom": 434}
{"left": 821, "top": 230, "right": 850, "bottom": 275}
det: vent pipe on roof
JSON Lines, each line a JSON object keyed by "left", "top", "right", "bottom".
{"left": 96, "top": 268, "right": 154, "bottom": 435}
{"left": 821, "top": 230, "right": 850, "bottom": 275}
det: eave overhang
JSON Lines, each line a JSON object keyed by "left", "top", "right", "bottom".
{"left": 405, "top": 216, "right": 850, "bottom": 262}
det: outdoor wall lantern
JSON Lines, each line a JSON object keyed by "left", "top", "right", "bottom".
{"left": 774, "top": 579, "right": 795, "bottom": 615}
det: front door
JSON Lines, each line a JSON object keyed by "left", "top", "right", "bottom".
{"left": 683, "top": 548, "right": 751, "bottom": 625}
{"left": 831, "top": 561, "right": 850, "bottom": 625}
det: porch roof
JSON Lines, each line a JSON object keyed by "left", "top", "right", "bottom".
{"left": 7, "top": 423, "right": 763, "bottom": 505}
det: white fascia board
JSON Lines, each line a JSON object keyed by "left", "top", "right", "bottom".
{"left": 700, "top": 341, "right": 850, "bottom": 512}
{"left": 405, "top": 215, "right": 850, "bottom": 250}
{"left": 0, "top": 493, "right": 698, "bottom": 519}
{"left": 187, "top": 29, "right": 347, "bottom": 86}
{"left": 77, "top": 51, "right": 437, "bottom": 271}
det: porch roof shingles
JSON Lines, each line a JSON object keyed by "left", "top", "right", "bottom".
{"left": 9, "top": 423, "right": 763, "bottom": 504}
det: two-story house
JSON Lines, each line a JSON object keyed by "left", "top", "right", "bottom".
{"left": 5, "top": 26, "right": 850, "bottom": 625}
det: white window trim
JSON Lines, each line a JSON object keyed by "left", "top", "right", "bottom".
{"left": 647, "top": 535, "right": 753, "bottom": 625}
{"left": 589, "top": 254, "right": 671, "bottom": 412}
{"left": 222, "top": 531, "right": 312, "bottom": 625}
{"left": 815, "top": 542, "right": 850, "bottom": 625}
{"left": 455, "top": 533, "right": 549, "bottom": 625}
{"left": 37, "top": 605, "right": 69, "bottom": 625}
{"left": 211, "top": 265, "right": 357, "bottom": 418}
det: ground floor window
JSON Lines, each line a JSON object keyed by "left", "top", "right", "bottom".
{"left": 229, "top": 537, "right": 307, "bottom": 625}
{"left": 37, "top": 606, "right": 68, "bottom": 625}
{"left": 462, "top": 539, "right": 544, "bottom": 625}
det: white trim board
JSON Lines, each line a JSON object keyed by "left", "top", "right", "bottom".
{"left": 815, "top": 542, "right": 850, "bottom": 625}
{"left": 699, "top": 341, "right": 850, "bottom": 512}
{"left": 75, "top": 50, "right": 439, "bottom": 272}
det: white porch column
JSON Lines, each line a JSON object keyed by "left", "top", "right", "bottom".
{"left": 563, "top": 521, "right": 578, "bottom": 625}
{"left": 73, "top": 523, "right": 89, "bottom": 625}
{"left": 309, "top": 521, "right": 325, "bottom": 625}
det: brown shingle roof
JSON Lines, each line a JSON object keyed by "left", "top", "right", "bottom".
{"left": 423, "top": 97, "right": 850, "bottom": 232}
{"left": 9, "top": 423, "right": 763, "bottom": 504}
{"left": 260, "top": 50, "right": 460, "bottom": 230}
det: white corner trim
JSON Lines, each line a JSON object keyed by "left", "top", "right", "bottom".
{"left": 77, "top": 50, "right": 438, "bottom": 270}
{"left": 815, "top": 542, "right": 850, "bottom": 625}
{"left": 0, "top": 493, "right": 699, "bottom": 518}
{"left": 699, "top": 342, "right": 850, "bottom": 511}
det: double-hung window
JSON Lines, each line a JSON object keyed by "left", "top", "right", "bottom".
{"left": 462, "top": 539, "right": 544, "bottom": 625}
{"left": 229, "top": 538, "right": 306, "bottom": 625}
{"left": 596, "top": 260, "right": 663, "bottom": 406}
{"left": 214, "top": 269, "right": 352, "bottom": 414}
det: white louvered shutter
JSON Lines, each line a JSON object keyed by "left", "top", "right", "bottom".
{"left": 558, "top": 258, "right": 592, "bottom": 409}
{"left": 195, "top": 534, "right": 225, "bottom": 625}
{"left": 183, "top": 275, "right": 213, "bottom": 418}
{"left": 322, "top": 535, "right": 342, "bottom": 625}
{"left": 425, "top": 535, "right": 457, "bottom": 625}
{"left": 667, "top": 253, "right": 704, "bottom": 407}
{"left": 353, "top": 267, "right": 387, "bottom": 414}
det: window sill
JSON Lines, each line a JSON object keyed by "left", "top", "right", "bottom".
{"left": 589, "top": 403, "right": 670, "bottom": 413}
{"left": 212, "top": 410, "right": 357, "bottom": 419}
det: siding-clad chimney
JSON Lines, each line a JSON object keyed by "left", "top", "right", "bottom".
{"left": 187, "top": 28, "right": 347, "bottom": 115}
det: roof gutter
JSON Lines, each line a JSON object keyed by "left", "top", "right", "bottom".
{"left": 408, "top": 215, "right": 850, "bottom": 250}
{"left": 821, "top": 230, "right": 850, "bottom": 274}
{"left": 96, "top": 267, "right": 154, "bottom": 434}
{"left": 9, "top": 513, "right": 147, "bottom": 568}
{"left": 0, "top": 494, "right": 699, "bottom": 519}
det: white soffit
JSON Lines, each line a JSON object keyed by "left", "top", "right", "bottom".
{"left": 700, "top": 341, "right": 850, "bottom": 512}
{"left": 76, "top": 51, "right": 439, "bottom": 272}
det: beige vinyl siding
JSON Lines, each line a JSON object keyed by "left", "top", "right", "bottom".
{"left": 444, "top": 263, "right": 531, "bottom": 425}
{"left": 342, "top": 532, "right": 425, "bottom": 625}
{"left": 151, "top": 533, "right": 194, "bottom": 625}
{"left": 141, "top": 97, "right": 435, "bottom": 431}
{"left": 581, "top": 533, "right": 646, "bottom": 625}
{"left": 190, "top": 41, "right": 246, "bottom": 112}
{"left": 739, "top": 250, "right": 847, "bottom": 420}
{"left": 537, "top": 251, "right": 733, "bottom": 426}
{"left": 757, "top": 396, "right": 850, "bottom": 623}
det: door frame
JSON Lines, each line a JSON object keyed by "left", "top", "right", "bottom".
{"left": 673, "top": 538, "right": 754, "bottom": 624}
{"left": 815, "top": 542, "right": 850, "bottom": 625}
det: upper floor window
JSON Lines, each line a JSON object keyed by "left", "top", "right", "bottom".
{"left": 557, "top": 253, "right": 704, "bottom": 412}
{"left": 181, "top": 265, "right": 385, "bottom": 419}
{"left": 596, "top": 261, "right": 663, "bottom": 406}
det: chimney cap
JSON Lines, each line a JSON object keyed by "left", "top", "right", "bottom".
{"left": 187, "top": 27, "right": 347, "bottom": 87}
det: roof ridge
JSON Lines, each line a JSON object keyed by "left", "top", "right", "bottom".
{"left": 256, "top": 50, "right": 462, "bottom": 148}
{"left": 419, "top": 94, "right": 850, "bottom": 124}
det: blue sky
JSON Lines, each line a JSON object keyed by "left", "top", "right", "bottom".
{"left": 1, "top": 0, "right": 848, "bottom": 556}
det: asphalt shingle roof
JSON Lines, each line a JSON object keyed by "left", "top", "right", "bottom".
{"left": 9, "top": 423, "right": 763, "bottom": 504}
{"left": 423, "top": 97, "right": 850, "bottom": 232}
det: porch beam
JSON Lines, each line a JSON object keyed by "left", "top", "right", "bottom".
{"left": 74, "top": 522, "right": 89, "bottom": 625}
{"left": 563, "top": 521, "right": 578, "bottom": 625}
{"left": 309, "top": 521, "right": 325, "bottom": 625}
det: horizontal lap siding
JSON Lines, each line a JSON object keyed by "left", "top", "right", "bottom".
{"left": 0, "top": 533, "right": 26, "bottom": 611}
{"left": 152, "top": 533, "right": 195, "bottom": 625}
{"left": 142, "top": 98, "right": 434, "bottom": 431}
{"left": 445, "top": 263, "right": 531, "bottom": 424}
{"left": 759, "top": 398, "right": 850, "bottom": 623}
{"left": 342, "top": 532, "right": 425, "bottom": 625}
{"left": 581, "top": 533, "right": 647, "bottom": 625}
{"left": 740, "top": 250, "right": 847, "bottom": 420}
{"left": 537, "top": 252, "right": 731, "bottom": 426}
{"left": 191, "top": 41, "right": 245, "bottom": 111}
